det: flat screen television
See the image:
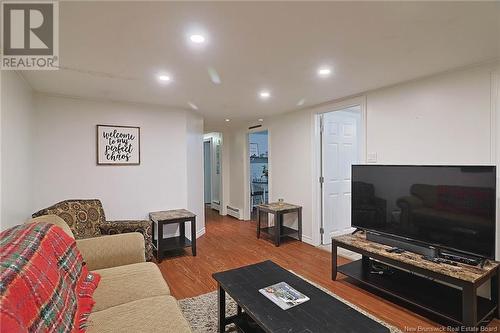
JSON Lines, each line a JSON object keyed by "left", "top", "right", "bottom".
{"left": 352, "top": 165, "right": 497, "bottom": 259}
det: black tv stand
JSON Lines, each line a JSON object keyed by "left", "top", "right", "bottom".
{"left": 332, "top": 233, "right": 500, "bottom": 328}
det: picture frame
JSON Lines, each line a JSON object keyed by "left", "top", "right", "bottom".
{"left": 96, "top": 124, "right": 140, "bottom": 165}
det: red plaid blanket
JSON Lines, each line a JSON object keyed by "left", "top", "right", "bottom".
{"left": 0, "top": 222, "right": 100, "bottom": 332}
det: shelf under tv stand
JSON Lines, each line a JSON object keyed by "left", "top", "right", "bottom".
{"left": 332, "top": 233, "right": 500, "bottom": 328}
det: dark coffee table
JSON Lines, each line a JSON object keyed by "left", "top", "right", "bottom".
{"left": 212, "top": 260, "right": 389, "bottom": 333}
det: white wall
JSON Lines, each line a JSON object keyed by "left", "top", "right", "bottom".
{"left": 1, "top": 72, "right": 34, "bottom": 229}
{"left": 186, "top": 112, "right": 205, "bottom": 237}
{"left": 226, "top": 62, "right": 499, "bottom": 247}
{"left": 366, "top": 65, "right": 493, "bottom": 164}
{"left": 32, "top": 94, "right": 204, "bottom": 238}
{"left": 267, "top": 112, "right": 314, "bottom": 241}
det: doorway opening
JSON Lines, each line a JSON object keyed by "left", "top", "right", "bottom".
{"left": 319, "top": 105, "right": 365, "bottom": 244}
{"left": 203, "top": 140, "right": 212, "bottom": 205}
{"left": 203, "top": 132, "right": 223, "bottom": 212}
{"left": 248, "top": 130, "right": 269, "bottom": 220}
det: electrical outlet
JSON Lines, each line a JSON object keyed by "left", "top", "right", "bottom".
{"left": 367, "top": 152, "right": 377, "bottom": 163}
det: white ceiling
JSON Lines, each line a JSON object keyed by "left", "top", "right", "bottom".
{"left": 21, "top": 1, "right": 500, "bottom": 129}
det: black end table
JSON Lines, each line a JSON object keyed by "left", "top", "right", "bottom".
{"left": 212, "top": 260, "right": 389, "bottom": 333}
{"left": 257, "top": 202, "right": 302, "bottom": 246}
{"left": 149, "top": 209, "right": 197, "bottom": 261}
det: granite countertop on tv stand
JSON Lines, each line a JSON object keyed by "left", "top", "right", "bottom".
{"left": 333, "top": 233, "right": 499, "bottom": 284}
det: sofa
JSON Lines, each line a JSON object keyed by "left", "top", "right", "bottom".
{"left": 30, "top": 215, "right": 191, "bottom": 333}
{"left": 32, "top": 199, "right": 153, "bottom": 261}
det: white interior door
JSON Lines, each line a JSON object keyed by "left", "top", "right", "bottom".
{"left": 322, "top": 108, "right": 362, "bottom": 244}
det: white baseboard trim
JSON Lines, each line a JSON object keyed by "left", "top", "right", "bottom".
{"left": 301, "top": 235, "right": 317, "bottom": 246}
{"left": 196, "top": 227, "right": 206, "bottom": 239}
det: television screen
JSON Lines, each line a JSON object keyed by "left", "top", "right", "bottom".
{"left": 352, "top": 165, "right": 497, "bottom": 259}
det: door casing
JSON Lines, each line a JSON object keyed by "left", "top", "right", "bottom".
{"left": 311, "top": 96, "right": 367, "bottom": 246}
{"left": 244, "top": 127, "right": 271, "bottom": 221}
{"left": 320, "top": 108, "right": 362, "bottom": 244}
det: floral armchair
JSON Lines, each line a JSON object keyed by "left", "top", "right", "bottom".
{"left": 32, "top": 199, "right": 153, "bottom": 261}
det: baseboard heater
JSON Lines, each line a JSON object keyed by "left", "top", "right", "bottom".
{"left": 227, "top": 206, "right": 242, "bottom": 220}
{"left": 211, "top": 200, "right": 221, "bottom": 211}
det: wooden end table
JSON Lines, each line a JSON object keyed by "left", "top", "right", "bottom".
{"left": 257, "top": 202, "right": 302, "bottom": 246}
{"left": 149, "top": 209, "right": 197, "bottom": 261}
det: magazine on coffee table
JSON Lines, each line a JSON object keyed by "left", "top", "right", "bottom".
{"left": 259, "top": 282, "right": 310, "bottom": 310}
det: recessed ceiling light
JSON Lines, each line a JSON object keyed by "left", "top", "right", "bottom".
{"left": 188, "top": 102, "right": 198, "bottom": 110}
{"left": 297, "top": 98, "right": 305, "bottom": 106}
{"left": 158, "top": 74, "right": 171, "bottom": 82}
{"left": 225, "top": 118, "right": 230, "bottom": 122}
{"left": 317, "top": 67, "right": 332, "bottom": 77}
{"left": 190, "top": 34, "right": 205, "bottom": 44}
{"left": 259, "top": 90, "right": 271, "bottom": 99}
{"left": 258, "top": 118, "right": 264, "bottom": 122}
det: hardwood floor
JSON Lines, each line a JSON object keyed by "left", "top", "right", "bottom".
{"left": 157, "top": 207, "right": 500, "bottom": 332}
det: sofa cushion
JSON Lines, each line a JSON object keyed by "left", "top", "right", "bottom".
{"left": 92, "top": 262, "right": 170, "bottom": 312}
{"left": 87, "top": 295, "right": 191, "bottom": 333}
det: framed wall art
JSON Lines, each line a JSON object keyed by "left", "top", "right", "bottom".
{"left": 96, "top": 125, "right": 140, "bottom": 165}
